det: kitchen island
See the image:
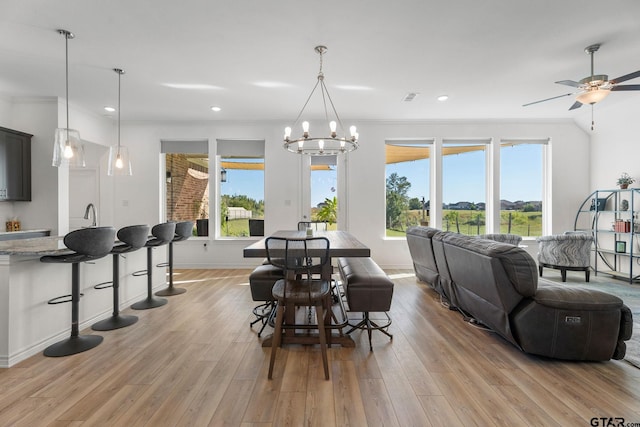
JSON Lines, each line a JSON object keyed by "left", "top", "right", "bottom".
{"left": 0, "top": 235, "right": 167, "bottom": 367}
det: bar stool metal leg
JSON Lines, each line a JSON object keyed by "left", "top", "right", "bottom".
{"left": 155, "top": 242, "right": 186, "bottom": 296}
{"left": 92, "top": 254, "right": 139, "bottom": 330}
{"left": 131, "top": 247, "right": 168, "bottom": 310}
{"left": 44, "top": 263, "right": 103, "bottom": 357}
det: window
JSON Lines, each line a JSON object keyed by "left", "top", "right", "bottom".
{"left": 310, "top": 155, "right": 338, "bottom": 229}
{"left": 217, "top": 139, "right": 265, "bottom": 238}
{"left": 220, "top": 157, "right": 264, "bottom": 237}
{"left": 162, "top": 139, "right": 209, "bottom": 236}
{"left": 385, "top": 141, "right": 431, "bottom": 237}
{"left": 500, "top": 140, "right": 545, "bottom": 237}
{"left": 442, "top": 139, "right": 488, "bottom": 235}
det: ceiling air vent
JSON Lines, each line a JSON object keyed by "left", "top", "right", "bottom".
{"left": 402, "top": 92, "right": 419, "bottom": 102}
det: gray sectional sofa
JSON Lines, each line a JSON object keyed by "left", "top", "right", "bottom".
{"left": 406, "top": 226, "right": 633, "bottom": 361}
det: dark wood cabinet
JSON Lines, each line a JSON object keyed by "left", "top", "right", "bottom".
{"left": 0, "top": 126, "right": 32, "bottom": 201}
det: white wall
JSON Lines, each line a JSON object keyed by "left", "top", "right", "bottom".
{"left": 0, "top": 96, "right": 114, "bottom": 236}
{"left": 1, "top": 93, "right": 594, "bottom": 270}
{"left": 114, "top": 118, "right": 590, "bottom": 270}
{"left": 585, "top": 97, "right": 640, "bottom": 191}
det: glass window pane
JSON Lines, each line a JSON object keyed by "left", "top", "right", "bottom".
{"left": 442, "top": 142, "right": 486, "bottom": 235}
{"left": 311, "top": 162, "right": 338, "bottom": 229}
{"left": 500, "top": 142, "right": 543, "bottom": 237}
{"left": 220, "top": 157, "right": 264, "bottom": 237}
{"left": 165, "top": 153, "right": 208, "bottom": 236}
{"left": 385, "top": 143, "right": 430, "bottom": 237}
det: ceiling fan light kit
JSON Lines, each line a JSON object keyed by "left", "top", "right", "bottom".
{"left": 523, "top": 43, "right": 640, "bottom": 128}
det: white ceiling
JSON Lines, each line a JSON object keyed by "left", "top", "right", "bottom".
{"left": 1, "top": 0, "right": 639, "bottom": 124}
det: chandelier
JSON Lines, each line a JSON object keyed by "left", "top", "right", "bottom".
{"left": 283, "top": 46, "right": 358, "bottom": 156}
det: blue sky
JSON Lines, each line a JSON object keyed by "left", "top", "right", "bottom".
{"left": 220, "top": 144, "right": 543, "bottom": 205}
{"left": 386, "top": 144, "right": 543, "bottom": 204}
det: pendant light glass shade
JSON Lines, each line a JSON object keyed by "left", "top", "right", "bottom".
{"left": 107, "top": 68, "right": 132, "bottom": 176}
{"left": 108, "top": 145, "right": 132, "bottom": 176}
{"left": 53, "top": 128, "right": 85, "bottom": 167}
{"left": 53, "top": 29, "right": 85, "bottom": 168}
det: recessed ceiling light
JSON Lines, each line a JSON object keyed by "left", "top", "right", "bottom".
{"left": 163, "top": 83, "right": 223, "bottom": 90}
{"left": 437, "top": 95, "right": 449, "bottom": 101}
{"left": 210, "top": 106, "right": 221, "bottom": 112}
{"left": 104, "top": 106, "right": 116, "bottom": 112}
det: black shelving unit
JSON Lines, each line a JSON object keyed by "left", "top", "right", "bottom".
{"left": 574, "top": 189, "right": 639, "bottom": 283}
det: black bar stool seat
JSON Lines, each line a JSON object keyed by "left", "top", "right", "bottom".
{"left": 155, "top": 221, "right": 193, "bottom": 296}
{"left": 131, "top": 222, "right": 176, "bottom": 310}
{"left": 40, "top": 226, "right": 116, "bottom": 357}
{"left": 92, "top": 224, "right": 150, "bottom": 331}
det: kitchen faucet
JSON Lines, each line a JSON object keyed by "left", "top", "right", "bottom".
{"left": 84, "top": 203, "right": 97, "bottom": 227}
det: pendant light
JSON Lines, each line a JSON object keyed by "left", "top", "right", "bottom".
{"left": 52, "top": 29, "right": 85, "bottom": 168}
{"left": 107, "top": 68, "right": 132, "bottom": 176}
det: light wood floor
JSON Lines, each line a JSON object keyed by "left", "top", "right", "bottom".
{"left": 1, "top": 268, "right": 639, "bottom": 426}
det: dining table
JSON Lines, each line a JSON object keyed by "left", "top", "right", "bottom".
{"left": 243, "top": 229, "right": 371, "bottom": 347}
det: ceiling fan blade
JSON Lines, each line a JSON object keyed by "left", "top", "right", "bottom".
{"left": 555, "top": 80, "right": 583, "bottom": 88}
{"left": 523, "top": 92, "right": 574, "bottom": 107}
{"left": 568, "top": 101, "right": 582, "bottom": 110}
{"left": 610, "top": 70, "right": 640, "bottom": 84}
{"left": 611, "top": 84, "right": 640, "bottom": 91}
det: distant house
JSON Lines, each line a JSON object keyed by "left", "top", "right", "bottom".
{"left": 448, "top": 202, "right": 474, "bottom": 210}
{"left": 227, "top": 206, "right": 252, "bottom": 219}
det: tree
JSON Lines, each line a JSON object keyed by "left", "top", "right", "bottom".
{"left": 316, "top": 196, "right": 337, "bottom": 224}
{"left": 386, "top": 173, "right": 411, "bottom": 230}
{"left": 408, "top": 197, "right": 422, "bottom": 210}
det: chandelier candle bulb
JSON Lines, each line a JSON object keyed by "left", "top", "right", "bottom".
{"left": 284, "top": 127, "right": 291, "bottom": 141}
{"left": 330, "top": 121, "right": 337, "bottom": 137}
{"left": 302, "top": 121, "right": 310, "bottom": 138}
{"left": 318, "top": 140, "right": 324, "bottom": 152}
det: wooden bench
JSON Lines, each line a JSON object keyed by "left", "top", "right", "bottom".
{"left": 337, "top": 257, "right": 394, "bottom": 351}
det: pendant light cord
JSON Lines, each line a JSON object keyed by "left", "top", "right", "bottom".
{"left": 117, "top": 70, "right": 121, "bottom": 154}
{"left": 65, "top": 32, "right": 70, "bottom": 132}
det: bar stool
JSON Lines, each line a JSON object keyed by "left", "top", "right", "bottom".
{"left": 155, "top": 221, "right": 193, "bottom": 296}
{"left": 131, "top": 222, "right": 176, "bottom": 310}
{"left": 40, "top": 226, "right": 116, "bottom": 357}
{"left": 92, "top": 224, "right": 150, "bottom": 331}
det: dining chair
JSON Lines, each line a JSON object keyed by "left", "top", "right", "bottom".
{"left": 265, "top": 236, "right": 331, "bottom": 380}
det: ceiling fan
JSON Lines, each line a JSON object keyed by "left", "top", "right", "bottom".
{"left": 523, "top": 44, "right": 640, "bottom": 116}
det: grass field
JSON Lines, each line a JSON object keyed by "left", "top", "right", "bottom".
{"left": 386, "top": 209, "right": 542, "bottom": 237}
{"left": 220, "top": 218, "right": 338, "bottom": 237}
{"left": 218, "top": 209, "right": 541, "bottom": 238}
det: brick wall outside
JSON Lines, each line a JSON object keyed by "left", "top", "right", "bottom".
{"left": 166, "top": 154, "right": 209, "bottom": 221}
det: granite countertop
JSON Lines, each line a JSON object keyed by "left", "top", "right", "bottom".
{"left": 0, "top": 236, "right": 72, "bottom": 256}
{"left": 0, "top": 229, "right": 51, "bottom": 236}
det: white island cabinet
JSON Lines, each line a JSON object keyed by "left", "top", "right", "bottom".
{"left": 0, "top": 236, "right": 166, "bottom": 367}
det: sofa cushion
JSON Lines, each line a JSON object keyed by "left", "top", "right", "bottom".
{"left": 406, "top": 226, "right": 442, "bottom": 293}
{"left": 443, "top": 233, "right": 537, "bottom": 298}
{"left": 534, "top": 283, "right": 622, "bottom": 310}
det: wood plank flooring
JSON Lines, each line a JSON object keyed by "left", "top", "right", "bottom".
{"left": 1, "top": 268, "right": 639, "bottom": 426}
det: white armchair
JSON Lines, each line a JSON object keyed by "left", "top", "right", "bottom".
{"left": 536, "top": 232, "right": 593, "bottom": 282}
